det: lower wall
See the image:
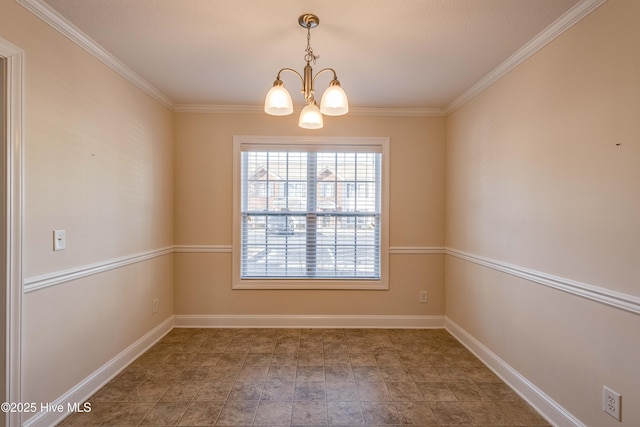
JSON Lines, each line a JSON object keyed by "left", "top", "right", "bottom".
{"left": 26, "top": 250, "right": 634, "bottom": 427}
{"left": 174, "top": 251, "right": 445, "bottom": 317}
{"left": 28, "top": 312, "right": 444, "bottom": 427}
{"left": 21, "top": 255, "right": 174, "bottom": 425}
{"left": 26, "top": 290, "right": 605, "bottom": 427}
{"left": 23, "top": 317, "right": 174, "bottom": 427}
{"left": 446, "top": 254, "right": 640, "bottom": 427}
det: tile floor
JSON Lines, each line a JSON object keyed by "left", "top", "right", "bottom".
{"left": 59, "top": 328, "right": 551, "bottom": 426}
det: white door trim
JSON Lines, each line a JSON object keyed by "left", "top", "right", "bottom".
{"left": 1, "top": 37, "right": 24, "bottom": 427}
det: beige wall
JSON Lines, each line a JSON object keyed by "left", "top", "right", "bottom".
{"left": 445, "top": 1, "right": 640, "bottom": 425}
{"left": 4, "top": 0, "right": 638, "bottom": 425}
{"left": 174, "top": 113, "right": 446, "bottom": 316}
{"left": 0, "top": 0, "right": 174, "bottom": 415}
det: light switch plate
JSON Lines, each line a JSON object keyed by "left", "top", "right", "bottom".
{"left": 53, "top": 229, "right": 66, "bottom": 251}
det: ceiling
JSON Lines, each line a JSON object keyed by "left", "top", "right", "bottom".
{"left": 38, "top": 0, "right": 583, "bottom": 112}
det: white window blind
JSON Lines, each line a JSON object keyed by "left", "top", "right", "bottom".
{"left": 239, "top": 146, "right": 382, "bottom": 280}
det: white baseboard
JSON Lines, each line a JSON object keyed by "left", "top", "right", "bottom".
{"left": 174, "top": 314, "right": 445, "bottom": 329}
{"left": 23, "top": 316, "right": 174, "bottom": 427}
{"left": 445, "top": 317, "right": 585, "bottom": 427}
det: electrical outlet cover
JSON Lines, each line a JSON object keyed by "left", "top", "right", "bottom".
{"left": 419, "top": 290, "right": 428, "bottom": 303}
{"left": 603, "top": 386, "right": 621, "bottom": 421}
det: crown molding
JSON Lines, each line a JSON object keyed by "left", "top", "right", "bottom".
{"left": 349, "top": 107, "right": 446, "bottom": 117}
{"left": 445, "top": 0, "right": 608, "bottom": 114}
{"left": 19, "top": 0, "right": 605, "bottom": 117}
{"left": 16, "top": 0, "right": 174, "bottom": 109}
{"left": 173, "top": 104, "right": 263, "bottom": 114}
{"left": 173, "top": 104, "right": 446, "bottom": 117}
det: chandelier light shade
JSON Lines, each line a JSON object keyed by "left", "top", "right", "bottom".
{"left": 264, "top": 82, "right": 294, "bottom": 116}
{"left": 298, "top": 103, "right": 323, "bottom": 129}
{"left": 320, "top": 82, "right": 349, "bottom": 116}
{"left": 264, "top": 14, "right": 349, "bottom": 129}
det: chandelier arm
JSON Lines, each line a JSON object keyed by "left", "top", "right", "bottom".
{"left": 276, "top": 68, "right": 304, "bottom": 88}
{"left": 311, "top": 68, "right": 339, "bottom": 85}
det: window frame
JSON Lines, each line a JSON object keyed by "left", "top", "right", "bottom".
{"left": 232, "top": 135, "right": 390, "bottom": 290}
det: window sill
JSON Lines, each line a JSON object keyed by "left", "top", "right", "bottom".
{"left": 232, "top": 278, "right": 389, "bottom": 290}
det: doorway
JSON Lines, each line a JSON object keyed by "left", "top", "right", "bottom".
{"left": 1, "top": 55, "right": 6, "bottom": 427}
{"left": 1, "top": 37, "right": 23, "bottom": 427}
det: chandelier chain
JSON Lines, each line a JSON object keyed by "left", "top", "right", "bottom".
{"left": 304, "top": 26, "right": 319, "bottom": 65}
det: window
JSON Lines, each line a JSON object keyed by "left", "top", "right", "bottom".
{"left": 233, "top": 136, "right": 389, "bottom": 289}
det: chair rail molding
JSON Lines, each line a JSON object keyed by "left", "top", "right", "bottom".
{"left": 23, "top": 247, "right": 174, "bottom": 293}
{"left": 446, "top": 248, "right": 640, "bottom": 316}
{"left": 23, "top": 244, "right": 445, "bottom": 294}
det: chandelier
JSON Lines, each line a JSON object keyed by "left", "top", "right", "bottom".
{"left": 264, "top": 14, "right": 349, "bottom": 129}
